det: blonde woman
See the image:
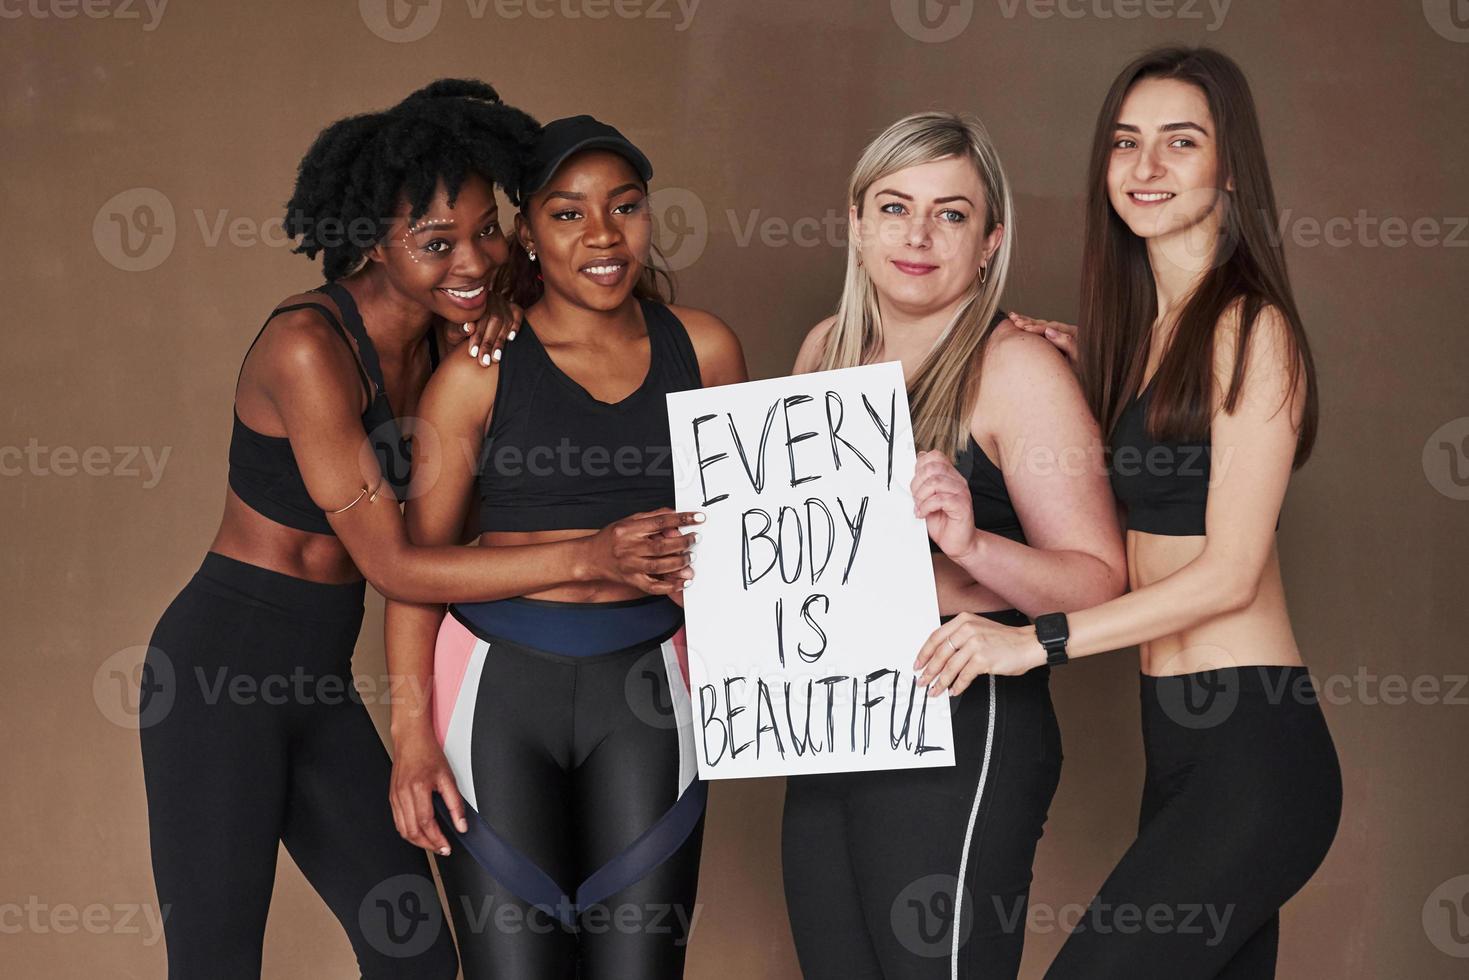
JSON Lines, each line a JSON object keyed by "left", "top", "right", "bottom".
{"left": 781, "top": 112, "right": 1127, "bottom": 979}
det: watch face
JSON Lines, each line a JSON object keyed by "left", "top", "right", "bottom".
{"left": 1036, "top": 613, "right": 1068, "bottom": 646}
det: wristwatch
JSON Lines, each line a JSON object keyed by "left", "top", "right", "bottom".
{"left": 1034, "top": 612, "right": 1070, "bottom": 667}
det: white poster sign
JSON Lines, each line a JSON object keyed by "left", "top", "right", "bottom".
{"left": 667, "top": 361, "right": 954, "bottom": 779}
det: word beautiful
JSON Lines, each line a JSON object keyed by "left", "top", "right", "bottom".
{"left": 684, "top": 380, "right": 946, "bottom": 771}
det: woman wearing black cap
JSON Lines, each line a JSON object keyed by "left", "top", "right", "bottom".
{"left": 386, "top": 116, "right": 747, "bottom": 978}
{"left": 140, "top": 85, "right": 703, "bottom": 980}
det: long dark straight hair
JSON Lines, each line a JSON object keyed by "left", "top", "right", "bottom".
{"left": 1078, "top": 46, "right": 1317, "bottom": 467}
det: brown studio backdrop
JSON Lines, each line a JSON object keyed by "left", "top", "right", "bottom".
{"left": 2, "top": 2, "right": 1466, "bottom": 977}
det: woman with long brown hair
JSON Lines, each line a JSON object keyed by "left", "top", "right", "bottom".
{"left": 922, "top": 47, "right": 1343, "bottom": 976}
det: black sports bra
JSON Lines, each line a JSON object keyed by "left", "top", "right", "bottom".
{"left": 926, "top": 436, "right": 1027, "bottom": 549}
{"left": 227, "top": 282, "right": 436, "bottom": 535}
{"left": 928, "top": 436, "right": 1030, "bottom": 629}
{"left": 476, "top": 299, "right": 703, "bottom": 533}
{"left": 1107, "top": 377, "right": 1211, "bottom": 536}
{"left": 929, "top": 314, "right": 1030, "bottom": 627}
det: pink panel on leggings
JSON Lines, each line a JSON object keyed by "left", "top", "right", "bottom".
{"left": 432, "top": 614, "right": 477, "bottom": 745}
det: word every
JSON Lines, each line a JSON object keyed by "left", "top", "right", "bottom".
{"left": 690, "top": 388, "right": 899, "bottom": 505}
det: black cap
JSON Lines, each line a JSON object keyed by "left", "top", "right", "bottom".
{"left": 512, "top": 115, "right": 653, "bottom": 206}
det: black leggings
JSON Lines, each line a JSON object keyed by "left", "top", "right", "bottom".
{"left": 1046, "top": 666, "right": 1342, "bottom": 978}
{"left": 783, "top": 661, "right": 1062, "bottom": 979}
{"left": 431, "top": 600, "right": 705, "bottom": 979}
{"left": 139, "top": 553, "right": 458, "bottom": 980}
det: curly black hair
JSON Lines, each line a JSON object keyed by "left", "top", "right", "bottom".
{"left": 284, "top": 79, "right": 540, "bottom": 280}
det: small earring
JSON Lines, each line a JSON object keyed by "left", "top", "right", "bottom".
{"left": 527, "top": 247, "right": 537, "bottom": 262}
{"left": 978, "top": 264, "right": 988, "bottom": 285}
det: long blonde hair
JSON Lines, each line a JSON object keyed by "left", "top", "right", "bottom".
{"left": 818, "top": 111, "right": 1015, "bottom": 454}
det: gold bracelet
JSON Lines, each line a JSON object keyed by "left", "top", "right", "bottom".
{"left": 328, "top": 481, "right": 382, "bottom": 515}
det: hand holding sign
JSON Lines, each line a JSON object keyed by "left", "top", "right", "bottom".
{"left": 667, "top": 361, "right": 954, "bottom": 780}
{"left": 912, "top": 449, "right": 982, "bottom": 560}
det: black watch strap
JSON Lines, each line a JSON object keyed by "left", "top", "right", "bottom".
{"left": 1034, "top": 612, "right": 1070, "bottom": 666}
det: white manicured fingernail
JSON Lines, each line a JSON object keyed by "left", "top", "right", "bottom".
{"left": 438, "top": 846, "right": 450, "bottom": 856}
{"left": 481, "top": 353, "right": 492, "bottom": 366}
{"left": 507, "top": 329, "right": 517, "bottom": 341}
{"left": 462, "top": 322, "right": 472, "bottom": 333}
{"left": 491, "top": 349, "right": 502, "bottom": 363}
{"left": 470, "top": 345, "right": 479, "bottom": 358}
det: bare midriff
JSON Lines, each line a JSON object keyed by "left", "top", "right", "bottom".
{"left": 1129, "top": 530, "right": 1305, "bottom": 677}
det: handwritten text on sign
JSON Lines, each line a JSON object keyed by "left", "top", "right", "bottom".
{"left": 668, "top": 362, "right": 953, "bottom": 779}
